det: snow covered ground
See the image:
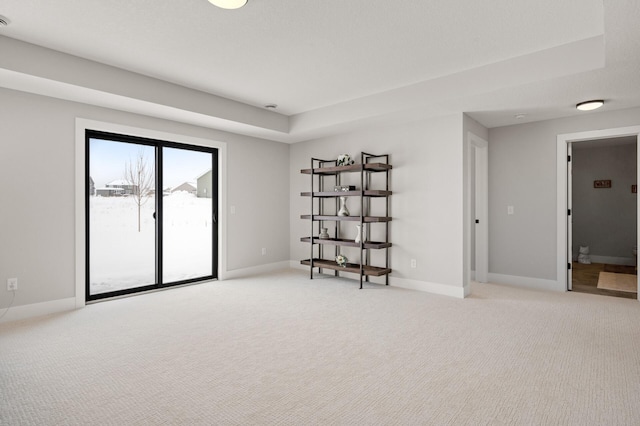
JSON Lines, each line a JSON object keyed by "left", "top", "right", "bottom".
{"left": 89, "top": 192, "right": 213, "bottom": 295}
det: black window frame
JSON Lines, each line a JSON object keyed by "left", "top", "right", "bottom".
{"left": 85, "top": 129, "right": 219, "bottom": 302}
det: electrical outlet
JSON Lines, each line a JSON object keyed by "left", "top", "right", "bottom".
{"left": 261, "top": 248, "right": 267, "bottom": 256}
{"left": 7, "top": 278, "right": 18, "bottom": 291}
{"left": 410, "top": 259, "right": 417, "bottom": 268}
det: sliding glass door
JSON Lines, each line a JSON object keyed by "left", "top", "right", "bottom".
{"left": 86, "top": 131, "right": 218, "bottom": 301}
{"left": 162, "top": 147, "right": 215, "bottom": 283}
{"left": 88, "top": 138, "right": 156, "bottom": 295}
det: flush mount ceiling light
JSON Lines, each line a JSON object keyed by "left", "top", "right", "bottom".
{"left": 264, "top": 104, "right": 278, "bottom": 109}
{"left": 576, "top": 100, "right": 604, "bottom": 111}
{"left": 207, "top": 0, "right": 247, "bottom": 9}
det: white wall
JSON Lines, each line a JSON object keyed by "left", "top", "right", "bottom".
{"left": 572, "top": 143, "right": 637, "bottom": 263}
{"left": 290, "top": 114, "right": 468, "bottom": 297}
{"left": 0, "top": 88, "right": 290, "bottom": 312}
{"left": 488, "top": 107, "right": 640, "bottom": 287}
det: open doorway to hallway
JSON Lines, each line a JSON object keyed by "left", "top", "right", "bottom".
{"left": 570, "top": 137, "right": 638, "bottom": 299}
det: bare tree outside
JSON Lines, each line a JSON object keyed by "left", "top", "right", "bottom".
{"left": 124, "top": 149, "right": 155, "bottom": 232}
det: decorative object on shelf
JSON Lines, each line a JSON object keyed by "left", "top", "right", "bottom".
{"left": 319, "top": 228, "right": 330, "bottom": 239}
{"left": 594, "top": 179, "right": 611, "bottom": 188}
{"left": 337, "top": 196, "right": 350, "bottom": 216}
{"left": 336, "top": 154, "right": 355, "bottom": 166}
{"left": 335, "top": 254, "right": 348, "bottom": 267}
{"left": 355, "top": 224, "right": 366, "bottom": 244}
{"left": 334, "top": 185, "right": 356, "bottom": 192}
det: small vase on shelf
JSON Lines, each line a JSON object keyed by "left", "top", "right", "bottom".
{"left": 319, "top": 228, "right": 330, "bottom": 239}
{"left": 355, "top": 225, "right": 366, "bottom": 243}
{"left": 337, "top": 196, "right": 350, "bottom": 216}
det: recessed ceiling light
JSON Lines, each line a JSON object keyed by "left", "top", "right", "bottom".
{"left": 0, "top": 15, "right": 10, "bottom": 27}
{"left": 264, "top": 104, "right": 278, "bottom": 109}
{"left": 514, "top": 114, "right": 526, "bottom": 119}
{"left": 207, "top": 0, "right": 248, "bottom": 9}
{"left": 576, "top": 100, "right": 604, "bottom": 111}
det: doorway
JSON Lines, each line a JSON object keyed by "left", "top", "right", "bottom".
{"left": 569, "top": 137, "right": 637, "bottom": 299}
{"left": 86, "top": 130, "right": 218, "bottom": 301}
{"left": 468, "top": 133, "right": 489, "bottom": 283}
{"left": 557, "top": 125, "right": 640, "bottom": 302}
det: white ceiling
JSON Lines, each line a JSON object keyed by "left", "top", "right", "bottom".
{"left": 1, "top": 0, "right": 639, "bottom": 142}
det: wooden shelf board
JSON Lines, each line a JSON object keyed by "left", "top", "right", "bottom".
{"left": 301, "top": 190, "right": 392, "bottom": 197}
{"left": 300, "top": 215, "right": 391, "bottom": 223}
{"left": 301, "top": 163, "right": 392, "bottom": 175}
{"left": 301, "top": 259, "right": 391, "bottom": 276}
{"left": 300, "top": 237, "right": 392, "bottom": 249}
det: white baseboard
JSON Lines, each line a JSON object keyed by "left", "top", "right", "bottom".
{"left": 0, "top": 297, "right": 76, "bottom": 324}
{"left": 588, "top": 255, "right": 636, "bottom": 266}
{"left": 222, "top": 261, "right": 291, "bottom": 280}
{"left": 390, "top": 277, "right": 466, "bottom": 299}
{"left": 292, "top": 260, "right": 466, "bottom": 298}
{"left": 488, "top": 273, "right": 563, "bottom": 292}
{"left": 290, "top": 260, "right": 308, "bottom": 271}
{"left": 0, "top": 262, "right": 290, "bottom": 324}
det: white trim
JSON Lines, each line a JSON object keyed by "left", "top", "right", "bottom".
{"left": 223, "top": 261, "right": 292, "bottom": 279}
{"left": 75, "top": 118, "right": 228, "bottom": 307}
{"left": 567, "top": 142, "right": 573, "bottom": 290}
{"left": 391, "top": 277, "right": 467, "bottom": 299}
{"left": 557, "top": 126, "right": 640, "bottom": 301}
{"left": 75, "top": 122, "right": 86, "bottom": 308}
{"left": 0, "top": 297, "right": 76, "bottom": 324}
{"left": 488, "top": 273, "right": 562, "bottom": 292}
{"left": 290, "top": 260, "right": 308, "bottom": 271}
{"left": 468, "top": 132, "right": 488, "bottom": 148}
{"left": 291, "top": 261, "right": 467, "bottom": 298}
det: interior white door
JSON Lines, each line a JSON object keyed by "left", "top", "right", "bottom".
{"left": 567, "top": 143, "right": 573, "bottom": 290}
{"left": 474, "top": 141, "right": 489, "bottom": 283}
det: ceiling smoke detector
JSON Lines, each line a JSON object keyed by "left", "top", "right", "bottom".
{"left": 0, "top": 15, "right": 10, "bottom": 27}
{"left": 264, "top": 104, "right": 278, "bottom": 110}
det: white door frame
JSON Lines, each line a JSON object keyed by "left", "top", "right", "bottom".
{"left": 557, "top": 125, "right": 640, "bottom": 300}
{"left": 567, "top": 142, "right": 573, "bottom": 290}
{"left": 469, "top": 132, "right": 489, "bottom": 283}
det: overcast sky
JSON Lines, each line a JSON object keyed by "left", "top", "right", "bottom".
{"left": 89, "top": 138, "right": 212, "bottom": 189}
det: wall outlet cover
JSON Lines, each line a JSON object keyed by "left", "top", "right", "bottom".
{"left": 7, "top": 278, "right": 18, "bottom": 291}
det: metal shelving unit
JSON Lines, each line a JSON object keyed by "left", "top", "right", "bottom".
{"left": 300, "top": 152, "right": 392, "bottom": 289}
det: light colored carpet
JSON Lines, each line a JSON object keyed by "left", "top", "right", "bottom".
{"left": 597, "top": 271, "right": 638, "bottom": 293}
{"left": 1, "top": 270, "right": 640, "bottom": 425}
